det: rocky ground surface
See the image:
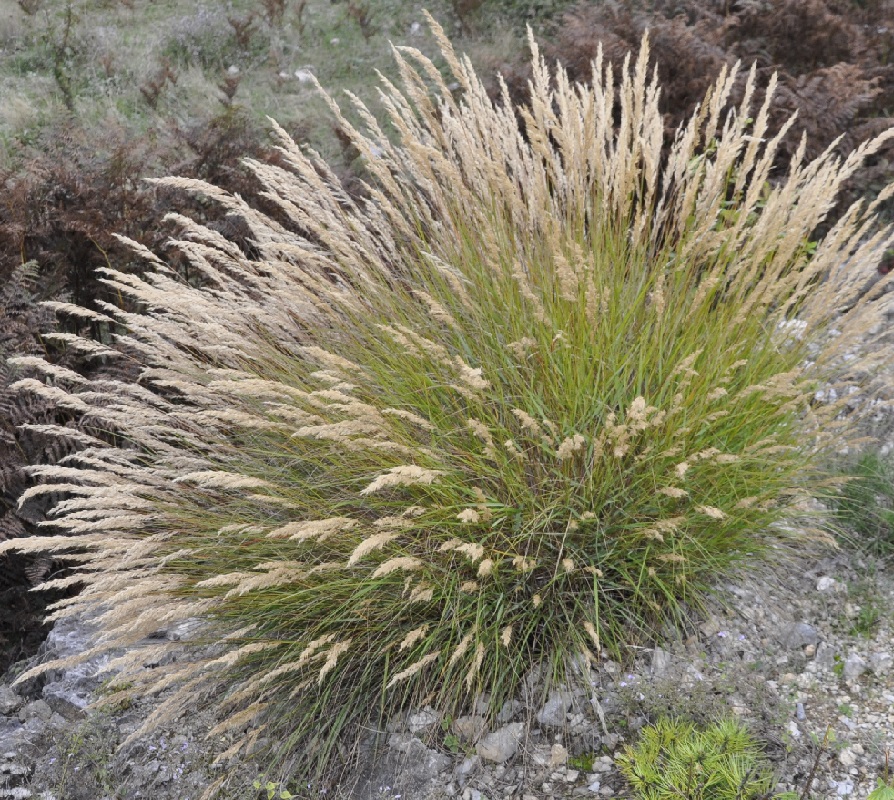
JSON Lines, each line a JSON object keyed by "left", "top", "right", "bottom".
{"left": 0, "top": 544, "right": 892, "bottom": 800}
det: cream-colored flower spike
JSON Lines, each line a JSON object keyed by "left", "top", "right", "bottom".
{"left": 360, "top": 465, "right": 444, "bottom": 495}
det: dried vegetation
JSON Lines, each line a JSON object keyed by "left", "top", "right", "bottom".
{"left": 524, "top": 0, "right": 894, "bottom": 198}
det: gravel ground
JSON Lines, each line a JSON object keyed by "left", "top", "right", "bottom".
{"left": 346, "top": 546, "right": 894, "bottom": 800}
{"left": 0, "top": 542, "right": 892, "bottom": 800}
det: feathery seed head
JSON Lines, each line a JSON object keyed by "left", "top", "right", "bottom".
{"left": 360, "top": 466, "right": 444, "bottom": 496}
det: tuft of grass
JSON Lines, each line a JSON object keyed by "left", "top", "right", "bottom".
{"left": 252, "top": 778, "right": 295, "bottom": 800}
{"left": 3, "top": 15, "right": 893, "bottom": 792}
{"left": 568, "top": 751, "right": 596, "bottom": 772}
{"left": 833, "top": 450, "right": 894, "bottom": 557}
{"left": 849, "top": 598, "right": 882, "bottom": 637}
{"left": 615, "top": 717, "right": 777, "bottom": 800}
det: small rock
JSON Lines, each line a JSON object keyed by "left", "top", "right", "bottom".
{"left": 550, "top": 743, "right": 569, "bottom": 767}
{"left": 385, "top": 712, "right": 408, "bottom": 733}
{"left": 870, "top": 651, "right": 893, "bottom": 675}
{"left": 473, "top": 693, "right": 490, "bottom": 716}
{"left": 453, "top": 715, "right": 486, "bottom": 743}
{"left": 536, "top": 690, "right": 574, "bottom": 727}
{"left": 839, "top": 747, "right": 857, "bottom": 767}
{"left": 18, "top": 701, "right": 51, "bottom": 724}
{"left": 476, "top": 722, "right": 524, "bottom": 763}
{"left": 454, "top": 755, "right": 481, "bottom": 785}
{"left": 294, "top": 68, "right": 315, "bottom": 83}
{"left": 815, "top": 642, "right": 836, "bottom": 669}
{"left": 407, "top": 707, "right": 439, "bottom": 734}
{"left": 408, "top": 738, "right": 452, "bottom": 778}
{"left": 496, "top": 699, "right": 523, "bottom": 723}
{"left": 796, "top": 703, "right": 806, "bottom": 720}
{"left": 779, "top": 622, "right": 819, "bottom": 649}
{"left": 650, "top": 647, "right": 672, "bottom": 676}
{"left": 816, "top": 576, "right": 841, "bottom": 592}
{"left": 602, "top": 733, "right": 621, "bottom": 750}
{"left": 566, "top": 769, "right": 580, "bottom": 782}
{"left": 836, "top": 778, "right": 855, "bottom": 796}
{"left": 532, "top": 745, "right": 554, "bottom": 767}
{"left": 409, "top": 21, "right": 422, "bottom": 35}
{"left": 422, "top": 745, "right": 453, "bottom": 778}
{"left": 387, "top": 731, "right": 417, "bottom": 753}
{"left": 0, "top": 688, "right": 22, "bottom": 716}
{"left": 785, "top": 721, "right": 801, "bottom": 739}
{"left": 42, "top": 686, "right": 87, "bottom": 722}
{"left": 843, "top": 654, "right": 868, "bottom": 681}
{"left": 587, "top": 779, "right": 601, "bottom": 793}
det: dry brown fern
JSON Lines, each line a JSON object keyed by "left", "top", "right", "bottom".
{"left": 526, "top": 0, "right": 894, "bottom": 193}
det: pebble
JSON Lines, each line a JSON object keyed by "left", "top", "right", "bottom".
{"left": 476, "top": 723, "right": 524, "bottom": 763}
{"left": 871, "top": 651, "right": 893, "bottom": 675}
{"left": 843, "top": 654, "right": 868, "bottom": 681}
{"left": 650, "top": 647, "right": 672, "bottom": 676}
{"left": 454, "top": 755, "right": 480, "bottom": 785}
{"left": 536, "top": 690, "right": 574, "bottom": 727}
{"left": 780, "top": 621, "right": 820, "bottom": 649}
{"left": 0, "top": 688, "right": 22, "bottom": 717}
{"left": 836, "top": 778, "right": 855, "bottom": 796}
{"left": 407, "top": 707, "right": 439, "bottom": 734}
{"left": 453, "top": 715, "right": 487, "bottom": 743}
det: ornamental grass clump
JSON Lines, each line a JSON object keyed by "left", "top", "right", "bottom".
{"left": 4, "top": 15, "right": 894, "bottom": 789}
